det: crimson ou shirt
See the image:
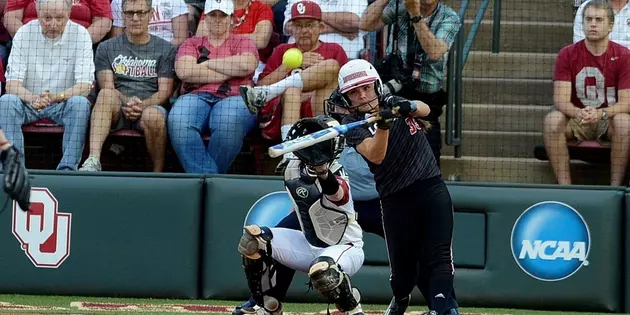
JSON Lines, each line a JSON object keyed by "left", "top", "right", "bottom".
{"left": 554, "top": 40, "right": 630, "bottom": 109}
{"left": 5, "top": 0, "right": 113, "bottom": 30}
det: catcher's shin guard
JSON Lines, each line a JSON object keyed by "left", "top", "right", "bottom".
{"left": 308, "top": 256, "right": 363, "bottom": 315}
{"left": 239, "top": 225, "right": 276, "bottom": 307}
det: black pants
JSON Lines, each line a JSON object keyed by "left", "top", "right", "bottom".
{"left": 263, "top": 196, "right": 458, "bottom": 311}
{"left": 381, "top": 176, "right": 455, "bottom": 313}
{"left": 397, "top": 87, "right": 447, "bottom": 167}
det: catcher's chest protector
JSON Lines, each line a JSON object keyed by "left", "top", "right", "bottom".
{"left": 285, "top": 172, "right": 351, "bottom": 248}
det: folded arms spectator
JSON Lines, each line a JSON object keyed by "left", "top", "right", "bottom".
{"left": 239, "top": 0, "right": 347, "bottom": 173}
{"left": 0, "top": 0, "right": 94, "bottom": 171}
{"left": 545, "top": 0, "right": 630, "bottom": 186}
{"left": 110, "top": 0, "right": 189, "bottom": 46}
{"left": 196, "top": 0, "right": 274, "bottom": 51}
{"left": 168, "top": 0, "right": 259, "bottom": 174}
{"left": 80, "top": 0, "right": 177, "bottom": 172}
{"left": 4, "top": 0, "right": 113, "bottom": 44}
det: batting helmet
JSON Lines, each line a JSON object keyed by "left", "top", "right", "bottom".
{"left": 286, "top": 116, "right": 345, "bottom": 166}
{"left": 338, "top": 59, "right": 383, "bottom": 98}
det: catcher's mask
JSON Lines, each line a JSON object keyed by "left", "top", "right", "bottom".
{"left": 286, "top": 116, "right": 345, "bottom": 166}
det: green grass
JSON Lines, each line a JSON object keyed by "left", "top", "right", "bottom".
{"left": 0, "top": 294, "right": 628, "bottom": 315}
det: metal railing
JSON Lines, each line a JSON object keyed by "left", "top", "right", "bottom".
{"left": 445, "top": 0, "right": 501, "bottom": 159}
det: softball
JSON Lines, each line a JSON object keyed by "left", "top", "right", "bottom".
{"left": 282, "top": 48, "right": 303, "bottom": 70}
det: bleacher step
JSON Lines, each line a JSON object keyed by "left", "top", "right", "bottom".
{"left": 463, "top": 51, "right": 557, "bottom": 80}
{"left": 441, "top": 130, "right": 542, "bottom": 158}
{"left": 463, "top": 77, "right": 553, "bottom": 105}
{"left": 467, "top": 20, "right": 572, "bottom": 54}
{"left": 438, "top": 104, "right": 549, "bottom": 132}
{"left": 443, "top": 0, "right": 574, "bottom": 23}
{"left": 440, "top": 156, "right": 611, "bottom": 186}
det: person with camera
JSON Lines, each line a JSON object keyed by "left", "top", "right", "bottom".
{"left": 338, "top": 59, "right": 459, "bottom": 315}
{"left": 359, "top": 0, "right": 460, "bottom": 167}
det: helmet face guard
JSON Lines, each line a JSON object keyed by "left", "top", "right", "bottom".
{"left": 286, "top": 116, "right": 345, "bottom": 166}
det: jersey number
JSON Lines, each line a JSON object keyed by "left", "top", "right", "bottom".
{"left": 405, "top": 117, "right": 422, "bottom": 135}
{"left": 576, "top": 67, "right": 616, "bottom": 107}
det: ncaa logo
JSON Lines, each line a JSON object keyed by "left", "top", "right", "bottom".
{"left": 511, "top": 201, "right": 590, "bottom": 281}
{"left": 12, "top": 188, "right": 72, "bottom": 268}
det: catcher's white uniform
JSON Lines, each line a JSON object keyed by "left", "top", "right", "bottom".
{"left": 269, "top": 160, "right": 364, "bottom": 277}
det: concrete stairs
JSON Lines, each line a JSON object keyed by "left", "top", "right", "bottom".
{"left": 438, "top": 0, "right": 610, "bottom": 185}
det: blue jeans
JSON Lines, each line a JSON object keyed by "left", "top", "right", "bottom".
{"left": 168, "top": 92, "right": 257, "bottom": 174}
{"left": 0, "top": 94, "right": 91, "bottom": 171}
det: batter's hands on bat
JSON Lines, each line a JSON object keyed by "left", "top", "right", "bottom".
{"left": 382, "top": 95, "right": 416, "bottom": 117}
{"left": 376, "top": 109, "right": 395, "bottom": 130}
{"left": 1, "top": 145, "right": 31, "bottom": 211}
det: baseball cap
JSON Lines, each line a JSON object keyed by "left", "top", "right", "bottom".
{"left": 204, "top": 0, "right": 234, "bottom": 15}
{"left": 288, "top": 0, "right": 322, "bottom": 23}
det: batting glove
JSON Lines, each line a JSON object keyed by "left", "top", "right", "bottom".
{"left": 376, "top": 109, "right": 396, "bottom": 130}
{"left": 382, "top": 95, "right": 417, "bottom": 117}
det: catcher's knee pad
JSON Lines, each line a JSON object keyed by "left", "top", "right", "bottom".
{"left": 308, "top": 256, "right": 362, "bottom": 314}
{"left": 238, "top": 225, "right": 273, "bottom": 259}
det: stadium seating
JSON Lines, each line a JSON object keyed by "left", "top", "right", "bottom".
{"left": 534, "top": 140, "right": 611, "bottom": 165}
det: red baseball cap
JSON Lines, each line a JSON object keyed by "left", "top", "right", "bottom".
{"left": 289, "top": 1, "right": 322, "bottom": 22}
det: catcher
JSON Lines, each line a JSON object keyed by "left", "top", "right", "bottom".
{"left": 0, "top": 129, "right": 31, "bottom": 211}
{"left": 237, "top": 116, "right": 365, "bottom": 315}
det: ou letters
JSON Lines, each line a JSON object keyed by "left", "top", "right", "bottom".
{"left": 12, "top": 188, "right": 72, "bottom": 268}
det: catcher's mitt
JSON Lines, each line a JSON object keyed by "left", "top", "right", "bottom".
{"left": 1, "top": 146, "right": 31, "bottom": 212}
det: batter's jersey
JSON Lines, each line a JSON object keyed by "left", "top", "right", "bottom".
{"left": 343, "top": 112, "right": 441, "bottom": 198}
{"left": 283, "top": 160, "right": 364, "bottom": 248}
{"left": 554, "top": 40, "right": 630, "bottom": 109}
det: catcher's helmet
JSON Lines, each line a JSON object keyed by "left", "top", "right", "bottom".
{"left": 286, "top": 116, "right": 345, "bottom": 166}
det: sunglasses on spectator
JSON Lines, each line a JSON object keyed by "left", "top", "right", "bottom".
{"left": 123, "top": 10, "right": 150, "bottom": 18}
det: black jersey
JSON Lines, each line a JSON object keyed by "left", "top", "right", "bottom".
{"left": 343, "top": 112, "right": 441, "bottom": 198}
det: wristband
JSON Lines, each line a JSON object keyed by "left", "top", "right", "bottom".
{"left": 319, "top": 170, "right": 340, "bottom": 196}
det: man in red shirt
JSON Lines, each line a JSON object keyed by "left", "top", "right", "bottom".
{"left": 546, "top": 0, "right": 630, "bottom": 186}
{"left": 239, "top": 0, "right": 348, "bottom": 173}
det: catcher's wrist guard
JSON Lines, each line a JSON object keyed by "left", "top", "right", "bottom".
{"left": 319, "top": 170, "right": 339, "bottom": 196}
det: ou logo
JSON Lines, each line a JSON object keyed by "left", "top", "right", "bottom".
{"left": 12, "top": 188, "right": 72, "bottom": 268}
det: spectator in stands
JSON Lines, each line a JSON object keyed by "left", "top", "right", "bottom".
{"left": 168, "top": 0, "right": 259, "bottom": 174}
{"left": 283, "top": 0, "right": 366, "bottom": 59}
{"left": 195, "top": 0, "right": 275, "bottom": 81}
{"left": 574, "top": 0, "right": 630, "bottom": 47}
{"left": 359, "top": 0, "right": 460, "bottom": 168}
{"left": 184, "top": 0, "right": 203, "bottom": 35}
{"left": 263, "top": 0, "right": 286, "bottom": 36}
{"left": 546, "top": 0, "right": 630, "bottom": 186}
{"left": 79, "top": 0, "right": 177, "bottom": 172}
{"left": 0, "top": 0, "right": 94, "bottom": 171}
{"left": 109, "top": 0, "right": 189, "bottom": 46}
{"left": 239, "top": 0, "right": 347, "bottom": 173}
{"left": 0, "top": 0, "right": 11, "bottom": 66}
{"left": 4, "top": 0, "right": 112, "bottom": 45}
